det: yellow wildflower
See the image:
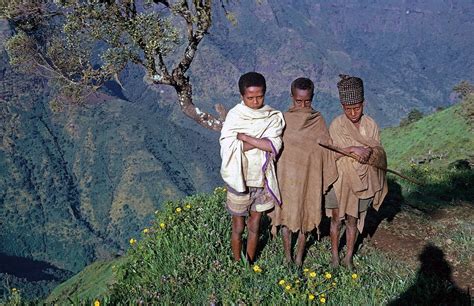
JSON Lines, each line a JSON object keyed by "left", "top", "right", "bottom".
{"left": 143, "top": 228, "right": 149, "bottom": 234}
{"left": 352, "top": 273, "right": 358, "bottom": 279}
{"left": 186, "top": 204, "right": 192, "bottom": 209}
{"left": 320, "top": 297, "right": 326, "bottom": 303}
{"left": 176, "top": 207, "right": 182, "bottom": 213}
{"left": 308, "top": 294, "right": 315, "bottom": 301}
{"left": 324, "top": 272, "right": 332, "bottom": 279}
{"left": 160, "top": 223, "right": 166, "bottom": 229}
{"left": 252, "top": 265, "right": 262, "bottom": 273}
{"left": 309, "top": 271, "right": 317, "bottom": 278}
{"left": 285, "top": 285, "right": 291, "bottom": 291}
{"left": 320, "top": 293, "right": 326, "bottom": 298}
{"left": 332, "top": 282, "right": 337, "bottom": 286}
{"left": 129, "top": 238, "right": 136, "bottom": 245}
{"left": 303, "top": 268, "right": 309, "bottom": 273}
{"left": 94, "top": 300, "right": 100, "bottom": 306}
{"left": 278, "top": 279, "right": 285, "bottom": 285}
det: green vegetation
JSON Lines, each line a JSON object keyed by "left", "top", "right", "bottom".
{"left": 382, "top": 103, "right": 473, "bottom": 170}
{"left": 44, "top": 189, "right": 416, "bottom": 305}
{"left": 2, "top": 1, "right": 224, "bottom": 130}
{"left": 44, "top": 260, "right": 122, "bottom": 304}
{"left": 399, "top": 108, "right": 424, "bottom": 127}
{"left": 39, "top": 184, "right": 470, "bottom": 305}
{"left": 382, "top": 101, "right": 473, "bottom": 214}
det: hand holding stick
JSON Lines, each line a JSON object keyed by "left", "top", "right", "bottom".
{"left": 319, "top": 142, "right": 424, "bottom": 186}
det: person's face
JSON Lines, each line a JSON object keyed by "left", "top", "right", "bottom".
{"left": 292, "top": 88, "right": 313, "bottom": 109}
{"left": 242, "top": 86, "right": 265, "bottom": 109}
{"left": 342, "top": 102, "right": 364, "bottom": 123}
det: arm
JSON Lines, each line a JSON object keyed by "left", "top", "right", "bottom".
{"left": 237, "top": 133, "right": 273, "bottom": 152}
{"left": 343, "top": 146, "right": 373, "bottom": 164}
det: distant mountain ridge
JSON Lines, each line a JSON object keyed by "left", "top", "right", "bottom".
{"left": 181, "top": 0, "right": 474, "bottom": 127}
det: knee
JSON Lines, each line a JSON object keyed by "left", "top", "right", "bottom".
{"left": 232, "top": 219, "right": 245, "bottom": 236}
{"left": 247, "top": 214, "right": 261, "bottom": 234}
{"left": 346, "top": 216, "right": 357, "bottom": 227}
{"left": 331, "top": 217, "right": 341, "bottom": 228}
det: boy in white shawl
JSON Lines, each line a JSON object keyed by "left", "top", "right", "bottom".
{"left": 220, "top": 72, "right": 285, "bottom": 262}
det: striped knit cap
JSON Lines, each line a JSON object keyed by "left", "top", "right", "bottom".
{"left": 337, "top": 74, "right": 364, "bottom": 105}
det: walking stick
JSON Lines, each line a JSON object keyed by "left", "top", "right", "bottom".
{"left": 318, "top": 142, "right": 424, "bottom": 186}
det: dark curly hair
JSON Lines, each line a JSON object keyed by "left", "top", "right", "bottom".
{"left": 238, "top": 72, "right": 266, "bottom": 96}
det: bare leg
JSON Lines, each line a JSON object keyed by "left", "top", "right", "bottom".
{"left": 246, "top": 210, "right": 262, "bottom": 263}
{"left": 330, "top": 208, "right": 342, "bottom": 268}
{"left": 343, "top": 215, "right": 358, "bottom": 269}
{"left": 231, "top": 216, "right": 245, "bottom": 261}
{"left": 294, "top": 231, "right": 306, "bottom": 267}
{"left": 281, "top": 226, "right": 293, "bottom": 264}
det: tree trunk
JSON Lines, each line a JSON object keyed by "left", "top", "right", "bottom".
{"left": 174, "top": 81, "right": 224, "bottom": 132}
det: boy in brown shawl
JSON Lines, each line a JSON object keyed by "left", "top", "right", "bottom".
{"left": 269, "top": 78, "right": 338, "bottom": 266}
{"left": 327, "top": 75, "right": 388, "bottom": 269}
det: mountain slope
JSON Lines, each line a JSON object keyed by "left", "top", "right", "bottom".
{"left": 382, "top": 101, "right": 474, "bottom": 169}
{"left": 0, "top": 19, "right": 221, "bottom": 300}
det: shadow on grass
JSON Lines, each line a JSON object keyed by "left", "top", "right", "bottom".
{"left": 254, "top": 213, "right": 273, "bottom": 263}
{"left": 388, "top": 244, "right": 471, "bottom": 305}
{"left": 315, "top": 178, "right": 403, "bottom": 254}
{"left": 399, "top": 167, "right": 473, "bottom": 213}
{"left": 257, "top": 168, "right": 472, "bottom": 264}
{"left": 362, "top": 177, "right": 403, "bottom": 239}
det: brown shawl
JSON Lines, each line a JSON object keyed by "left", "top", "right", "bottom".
{"left": 269, "top": 107, "right": 338, "bottom": 234}
{"left": 328, "top": 114, "right": 388, "bottom": 232}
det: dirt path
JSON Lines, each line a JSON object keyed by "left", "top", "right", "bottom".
{"left": 367, "top": 203, "right": 473, "bottom": 294}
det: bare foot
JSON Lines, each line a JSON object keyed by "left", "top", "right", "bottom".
{"left": 284, "top": 255, "right": 293, "bottom": 265}
{"left": 295, "top": 257, "right": 303, "bottom": 267}
{"left": 342, "top": 256, "right": 355, "bottom": 270}
{"left": 331, "top": 255, "right": 340, "bottom": 268}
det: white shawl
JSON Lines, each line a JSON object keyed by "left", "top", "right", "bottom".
{"left": 220, "top": 102, "right": 285, "bottom": 205}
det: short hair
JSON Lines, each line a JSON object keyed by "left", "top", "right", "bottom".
{"left": 238, "top": 72, "right": 266, "bottom": 95}
{"left": 291, "top": 77, "right": 314, "bottom": 96}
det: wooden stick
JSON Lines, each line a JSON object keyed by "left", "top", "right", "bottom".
{"left": 318, "top": 142, "right": 424, "bottom": 186}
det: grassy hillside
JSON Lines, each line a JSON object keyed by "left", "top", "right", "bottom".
{"left": 41, "top": 185, "right": 471, "bottom": 305}
{"left": 44, "top": 190, "right": 416, "bottom": 305}
{"left": 382, "top": 102, "right": 473, "bottom": 170}
{"left": 44, "top": 260, "right": 121, "bottom": 304}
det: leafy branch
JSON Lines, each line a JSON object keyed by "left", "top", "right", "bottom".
{"left": 2, "top": 0, "right": 228, "bottom": 130}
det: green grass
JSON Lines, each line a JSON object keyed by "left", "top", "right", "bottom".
{"left": 36, "top": 185, "right": 472, "bottom": 305}
{"left": 42, "top": 189, "right": 417, "bottom": 305}
{"left": 381, "top": 104, "right": 473, "bottom": 170}
{"left": 43, "top": 259, "right": 121, "bottom": 304}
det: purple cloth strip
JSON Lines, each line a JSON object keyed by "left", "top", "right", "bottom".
{"left": 261, "top": 147, "right": 282, "bottom": 206}
{"left": 262, "top": 137, "right": 279, "bottom": 156}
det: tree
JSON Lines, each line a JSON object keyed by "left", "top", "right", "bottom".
{"left": 1, "top": 0, "right": 227, "bottom": 131}
{"left": 399, "top": 108, "right": 423, "bottom": 127}
{"left": 453, "top": 80, "right": 474, "bottom": 99}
